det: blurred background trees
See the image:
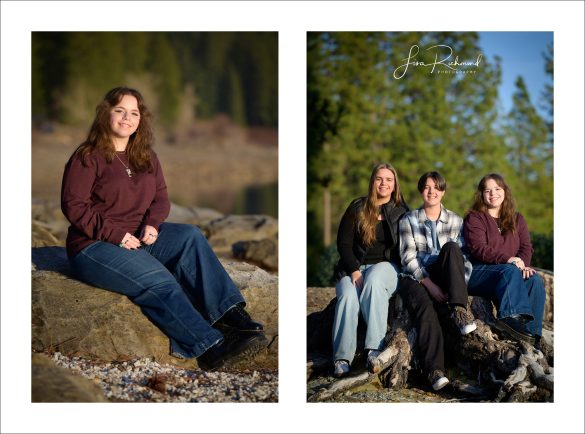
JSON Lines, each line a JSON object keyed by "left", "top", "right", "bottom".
{"left": 31, "top": 32, "right": 278, "bottom": 218}
{"left": 307, "top": 32, "right": 553, "bottom": 285}
{"left": 31, "top": 32, "right": 278, "bottom": 130}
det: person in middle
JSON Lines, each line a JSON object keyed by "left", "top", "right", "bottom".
{"left": 331, "top": 163, "right": 409, "bottom": 378}
{"left": 398, "top": 171, "right": 476, "bottom": 391}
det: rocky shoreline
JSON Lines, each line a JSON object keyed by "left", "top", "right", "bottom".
{"left": 35, "top": 352, "right": 278, "bottom": 403}
{"left": 31, "top": 199, "right": 279, "bottom": 403}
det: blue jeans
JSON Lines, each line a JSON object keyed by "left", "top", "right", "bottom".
{"left": 70, "top": 222, "right": 244, "bottom": 358}
{"left": 467, "top": 263, "right": 545, "bottom": 336}
{"left": 332, "top": 262, "right": 400, "bottom": 363}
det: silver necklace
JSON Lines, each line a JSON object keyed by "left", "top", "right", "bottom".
{"left": 115, "top": 152, "right": 133, "bottom": 178}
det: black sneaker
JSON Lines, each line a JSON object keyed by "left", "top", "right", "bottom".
{"left": 215, "top": 303, "right": 264, "bottom": 332}
{"left": 451, "top": 305, "right": 477, "bottom": 335}
{"left": 494, "top": 316, "right": 536, "bottom": 345}
{"left": 428, "top": 369, "right": 449, "bottom": 391}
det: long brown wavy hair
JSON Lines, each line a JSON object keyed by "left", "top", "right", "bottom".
{"left": 470, "top": 173, "right": 517, "bottom": 234}
{"left": 357, "top": 163, "right": 405, "bottom": 246}
{"left": 74, "top": 87, "right": 154, "bottom": 172}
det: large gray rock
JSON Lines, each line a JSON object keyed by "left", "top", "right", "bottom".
{"left": 32, "top": 198, "right": 69, "bottom": 244}
{"left": 232, "top": 238, "right": 278, "bottom": 271}
{"left": 166, "top": 203, "right": 224, "bottom": 227}
{"left": 204, "top": 215, "right": 278, "bottom": 257}
{"left": 32, "top": 247, "right": 277, "bottom": 369}
{"left": 32, "top": 353, "right": 107, "bottom": 402}
{"left": 32, "top": 220, "right": 64, "bottom": 248}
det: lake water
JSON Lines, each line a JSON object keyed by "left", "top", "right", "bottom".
{"left": 234, "top": 182, "right": 278, "bottom": 217}
{"left": 196, "top": 182, "right": 278, "bottom": 218}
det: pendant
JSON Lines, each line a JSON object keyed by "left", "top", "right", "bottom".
{"left": 126, "top": 168, "right": 133, "bottom": 178}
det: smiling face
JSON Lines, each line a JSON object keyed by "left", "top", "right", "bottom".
{"left": 374, "top": 168, "right": 395, "bottom": 203}
{"left": 421, "top": 177, "right": 445, "bottom": 208}
{"left": 109, "top": 94, "right": 140, "bottom": 145}
{"left": 482, "top": 178, "right": 505, "bottom": 211}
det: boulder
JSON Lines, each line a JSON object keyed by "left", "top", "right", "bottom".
{"left": 166, "top": 202, "right": 224, "bottom": 227}
{"left": 203, "top": 215, "right": 278, "bottom": 257}
{"left": 32, "top": 220, "right": 64, "bottom": 248}
{"left": 32, "top": 198, "right": 69, "bottom": 244}
{"left": 32, "top": 353, "right": 108, "bottom": 402}
{"left": 232, "top": 238, "right": 278, "bottom": 271}
{"left": 32, "top": 247, "right": 277, "bottom": 369}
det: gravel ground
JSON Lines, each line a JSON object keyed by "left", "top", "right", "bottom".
{"left": 51, "top": 352, "right": 278, "bottom": 403}
{"left": 307, "top": 368, "right": 480, "bottom": 403}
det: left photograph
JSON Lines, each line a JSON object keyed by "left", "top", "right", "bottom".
{"left": 31, "top": 32, "right": 278, "bottom": 403}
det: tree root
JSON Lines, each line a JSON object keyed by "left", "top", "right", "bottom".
{"left": 307, "top": 290, "right": 554, "bottom": 402}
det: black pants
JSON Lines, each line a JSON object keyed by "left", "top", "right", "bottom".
{"left": 398, "top": 242, "right": 469, "bottom": 374}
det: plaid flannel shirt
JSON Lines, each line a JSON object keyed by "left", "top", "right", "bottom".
{"left": 398, "top": 205, "right": 472, "bottom": 283}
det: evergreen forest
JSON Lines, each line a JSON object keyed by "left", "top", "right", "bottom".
{"left": 32, "top": 32, "right": 278, "bottom": 129}
{"left": 307, "top": 32, "right": 553, "bottom": 285}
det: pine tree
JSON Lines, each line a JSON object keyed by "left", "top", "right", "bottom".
{"left": 60, "top": 32, "right": 126, "bottom": 125}
{"left": 541, "top": 42, "right": 554, "bottom": 166}
{"left": 32, "top": 32, "right": 278, "bottom": 129}
{"left": 307, "top": 31, "right": 505, "bottom": 285}
{"left": 147, "top": 33, "right": 182, "bottom": 130}
{"left": 505, "top": 77, "right": 551, "bottom": 234}
{"left": 225, "top": 65, "right": 246, "bottom": 125}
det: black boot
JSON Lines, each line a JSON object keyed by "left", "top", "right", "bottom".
{"left": 197, "top": 331, "right": 264, "bottom": 370}
{"left": 533, "top": 335, "right": 542, "bottom": 351}
{"left": 494, "top": 315, "right": 536, "bottom": 345}
{"left": 215, "top": 303, "right": 264, "bottom": 332}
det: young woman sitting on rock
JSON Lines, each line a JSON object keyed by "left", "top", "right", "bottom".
{"left": 61, "top": 87, "right": 265, "bottom": 370}
{"left": 331, "top": 163, "right": 409, "bottom": 378}
{"left": 463, "top": 173, "right": 545, "bottom": 348}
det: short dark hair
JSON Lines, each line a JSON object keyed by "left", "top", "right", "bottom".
{"left": 417, "top": 171, "right": 446, "bottom": 193}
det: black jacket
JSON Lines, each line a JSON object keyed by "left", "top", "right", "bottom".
{"left": 333, "top": 197, "right": 409, "bottom": 282}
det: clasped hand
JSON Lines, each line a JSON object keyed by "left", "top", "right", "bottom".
{"left": 507, "top": 256, "right": 535, "bottom": 279}
{"left": 119, "top": 225, "right": 158, "bottom": 249}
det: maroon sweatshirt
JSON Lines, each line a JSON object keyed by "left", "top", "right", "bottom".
{"left": 463, "top": 210, "right": 533, "bottom": 266}
{"left": 61, "top": 149, "right": 171, "bottom": 258}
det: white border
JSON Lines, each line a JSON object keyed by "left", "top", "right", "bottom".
{"left": 2, "top": 1, "right": 583, "bottom": 433}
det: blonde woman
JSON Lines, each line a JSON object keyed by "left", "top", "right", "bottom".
{"left": 331, "top": 163, "right": 409, "bottom": 378}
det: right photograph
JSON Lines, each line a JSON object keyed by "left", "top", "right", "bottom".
{"left": 306, "top": 31, "right": 554, "bottom": 403}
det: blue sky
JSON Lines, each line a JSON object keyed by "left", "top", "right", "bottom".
{"left": 478, "top": 32, "right": 553, "bottom": 119}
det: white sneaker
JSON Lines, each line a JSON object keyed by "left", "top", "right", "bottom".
{"left": 333, "top": 360, "right": 350, "bottom": 378}
{"left": 451, "top": 306, "right": 477, "bottom": 335}
{"left": 366, "top": 349, "right": 382, "bottom": 374}
{"left": 429, "top": 369, "right": 449, "bottom": 391}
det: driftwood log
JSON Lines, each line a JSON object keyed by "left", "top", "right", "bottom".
{"left": 307, "top": 270, "right": 554, "bottom": 402}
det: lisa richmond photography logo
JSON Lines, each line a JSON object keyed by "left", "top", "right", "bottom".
{"left": 393, "top": 44, "right": 483, "bottom": 79}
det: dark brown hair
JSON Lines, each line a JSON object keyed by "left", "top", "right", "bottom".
{"left": 470, "top": 173, "right": 517, "bottom": 234}
{"left": 417, "top": 171, "right": 446, "bottom": 193}
{"left": 357, "top": 163, "right": 405, "bottom": 246}
{"left": 75, "top": 87, "right": 154, "bottom": 172}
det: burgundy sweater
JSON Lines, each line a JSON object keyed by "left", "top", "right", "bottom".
{"left": 463, "top": 210, "right": 533, "bottom": 266}
{"left": 61, "top": 149, "right": 171, "bottom": 258}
